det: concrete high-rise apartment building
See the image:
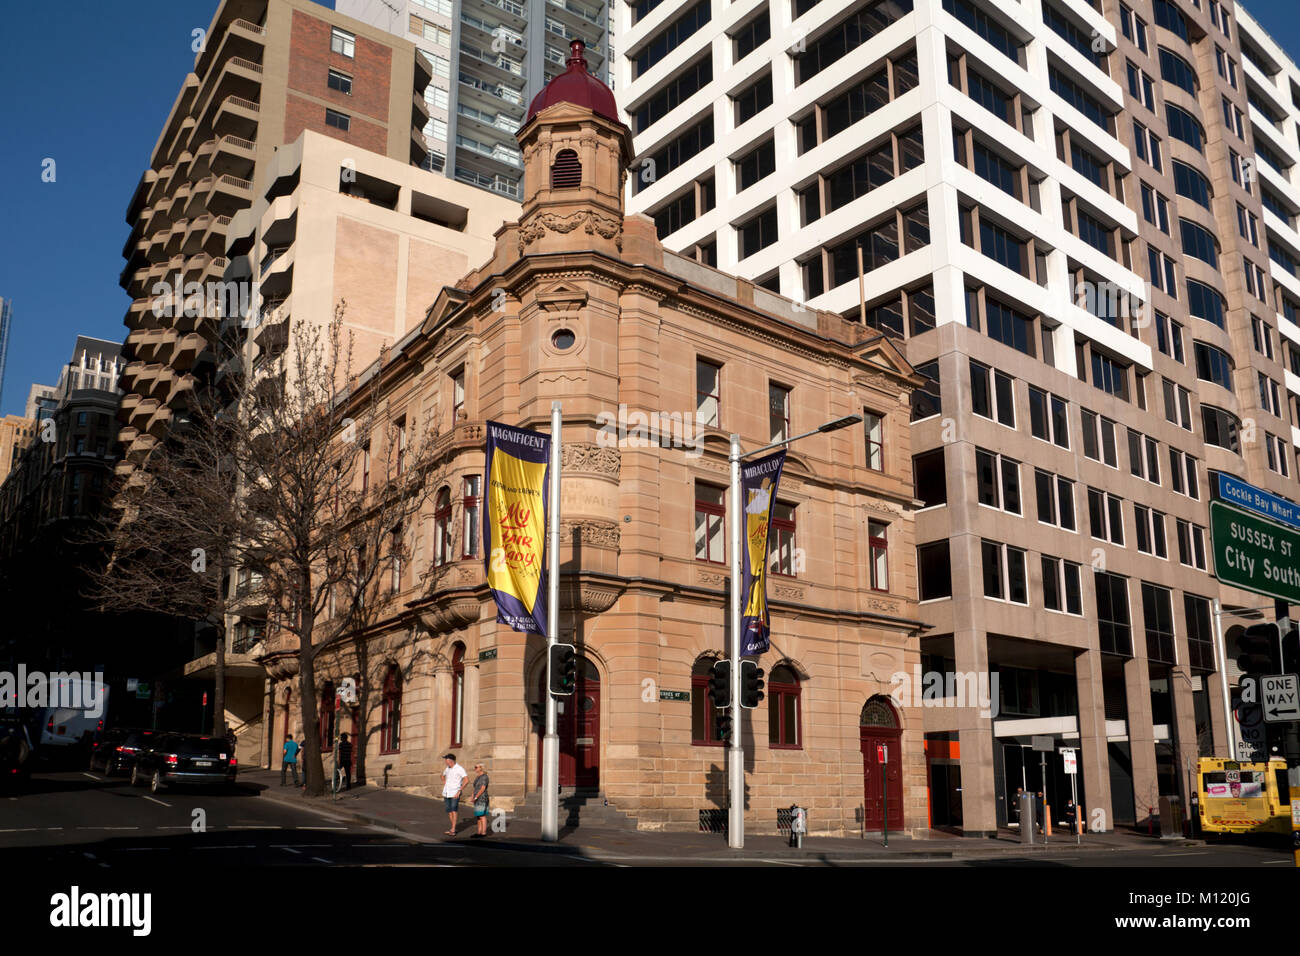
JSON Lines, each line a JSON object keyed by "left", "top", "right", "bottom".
{"left": 116, "top": 0, "right": 439, "bottom": 487}
{"left": 337, "top": 0, "right": 611, "bottom": 199}
{"left": 619, "top": 0, "right": 1300, "bottom": 835}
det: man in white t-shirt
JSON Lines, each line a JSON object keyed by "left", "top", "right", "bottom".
{"left": 442, "top": 753, "right": 468, "bottom": 836}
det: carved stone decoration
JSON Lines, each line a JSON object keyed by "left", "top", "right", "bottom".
{"left": 559, "top": 519, "right": 620, "bottom": 549}
{"left": 773, "top": 584, "right": 805, "bottom": 601}
{"left": 867, "top": 598, "right": 900, "bottom": 615}
{"left": 417, "top": 595, "right": 484, "bottom": 634}
{"left": 579, "top": 584, "right": 620, "bottom": 613}
{"left": 518, "top": 210, "right": 624, "bottom": 254}
{"left": 562, "top": 442, "right": 621, "bottom": 476}
{"left": 261, "top": 653, "right": 300, "bottom": 681}
{"left": 697, "top": 569, "right": 725, "bottom": 587}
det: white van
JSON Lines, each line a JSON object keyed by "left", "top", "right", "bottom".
{"left": 38, "top": 677, "right": 110, "bottom": 751}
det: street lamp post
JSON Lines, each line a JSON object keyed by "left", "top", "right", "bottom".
{"left": 726, "top": 413, "right": 862, "bottom": 850}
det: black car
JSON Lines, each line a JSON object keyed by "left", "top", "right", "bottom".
{"left": 0, "top": 715, "right": 34, "bottom": 790}
{"left": 130, "top": 733, "right": 238, "bottom": 793}
{"left": 90, "top": 728, "right": 156, "bottom": 776}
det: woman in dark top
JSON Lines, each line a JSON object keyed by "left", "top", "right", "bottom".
{"left": 472, "top": 762, "right": 490, "bottom": 837}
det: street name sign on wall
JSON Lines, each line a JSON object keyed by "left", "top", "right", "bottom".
{"left": 1217, "top": 473, "right": 1300, "bottom": 532}
{"left": 1209, "top": 501, "right": 1300, "bottom": 604}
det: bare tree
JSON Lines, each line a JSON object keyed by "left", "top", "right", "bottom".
{"left": 85, "top": 379, "right": 242, "bottom": 737}
{"left": 236, "top": 305, "right": 443, "bottom": 795}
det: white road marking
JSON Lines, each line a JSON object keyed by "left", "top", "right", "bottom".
{"left": 1262, "top": 859, "right": 1291, "bottom": 864}
{"left": 311, "top": 856, "right": 333, "bottom": 864}
{"left": 82, "top": 773, "right": 101, "bottom": 781}
{"left": 298, "top": 826, "right": 347, "bottom": 831}
{"left": 233, "top": 825, "right": 281, "bottom": 830}
{"left": 0, "top": 828, "right": 39, "bottom": 833}
{"left": 142, "top": 795, "right": 171, "bottom": 808}
{"left": 278, "top": 846, "right": 303, "bottom": 855}
{"left": 77, "top": 826, "right": 139, "bottom": 831}
{"left": 195, "top": 845, "right": 256, "bottom": 850}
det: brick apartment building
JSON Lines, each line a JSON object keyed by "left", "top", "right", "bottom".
{"left": 260, "top": 42, "right": 928, "bottom": 835}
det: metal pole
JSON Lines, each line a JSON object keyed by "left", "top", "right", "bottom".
{"left": 881, "top": 748, "right": 888, "bottom": 847}
{"left": 728, "top": 433, "right": 744, "bottom": 850}
{"left": 1071, "top": 762, "right": 1079, "bottom": 845}
{"left": 1040, "top": 752, "right": 1048, "bottom": 843}
{"left": 1212, "top": 599, "right": 1237, "bottom": 761}
{"left": 541, "top": 402, "right": 562, "bottom": 842}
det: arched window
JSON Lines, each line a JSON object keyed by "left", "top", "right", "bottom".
{"left": 450, "top": 642, "right": 465, "bottom": 747}
{"left": 433, "top": 487, "right": 452, "bottom": 566}
{"left": 380, "top": 665, "right": 402, "bottom": 753}
{"left": 320, "top": 682, "right": 336, "bottom": 750}
{"left": 690, "top": 656, "right": 724, "bottom": 746}
{"left": 768, "top": 664, "right": 801, "bottom": 749}
{"left": 861, "top": 696, "right": 900, "bottom": 728}
{"left": 551, "top": 148, "right": 581, "bottom": 188}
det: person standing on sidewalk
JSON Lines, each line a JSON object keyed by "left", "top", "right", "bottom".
{"left": 336, "top": 733, "right": 353, "bottom": 791}
{"left": 442, "top": 753, "right": 468, "bottom": 836}
{"left": 471, "top": 762, "right": 490, "bottom": 838}
{"left": 281, "top": 734, "right": 300, "bottom": 787}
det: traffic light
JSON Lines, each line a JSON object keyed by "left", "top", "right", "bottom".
{"left": 549, "top": 643, "right": 576, "bottom": 696}
{"left": 715, "top": 712, "right": 733, "bottom": 742}
{"left": 707, "top": 660, "right": 731, "bottom": 710}
{"left": 740, "top": 660, "right": 764, "bottom": 709}
{"left": 1280, "top": 619, "right": 1299, "bottom": 673}
{"left": 1238, "top": 623, "right": 1281, "bottom": 674}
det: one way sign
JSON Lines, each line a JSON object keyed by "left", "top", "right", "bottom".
{"left": 1261, "top": 674, "right": 1300, "bottom": 722}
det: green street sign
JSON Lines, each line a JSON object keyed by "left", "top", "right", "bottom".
{"left": 659, "top": 690, "right": 691, "bottom": 702}
{"left": 1209, "top": 501, "right": 1300, "bottom": 604}
{"left": 478, "top": 648, "right": 497, "bottom": 662}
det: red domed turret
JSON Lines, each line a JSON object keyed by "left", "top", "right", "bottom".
{"left": 524, "top": 40, "right": 623, "bottom": 128}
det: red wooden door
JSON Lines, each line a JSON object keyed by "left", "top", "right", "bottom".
{"left": 861, "top": 727, "right": 903, "bottom": 831}
{"left": 538, "top": 658, "right": 600, "bottom": 788}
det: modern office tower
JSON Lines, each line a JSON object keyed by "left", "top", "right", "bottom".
{"left": 24, "top": 384, "right": 58, "bottom": 423}
{"left": 337, "top": 0, "right": 611, "bottom": 199}
{"left": 116, "top": 0, "right": 442, "bottom": 488}
{"left": 0, "top": 298, "right": 11, "bottom": 407}
{"left": 619, "top": 0, "right": 1300, "bottom": 835}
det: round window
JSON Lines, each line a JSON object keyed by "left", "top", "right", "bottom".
{"left": 551, "top": 329, "right": 576, "bottom": 350}
{"left": 581, "top": 695, "right": 596, "bottom": 713}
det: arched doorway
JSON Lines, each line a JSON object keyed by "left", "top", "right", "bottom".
{"left": 538, "top": 656, "right": 600, "bottom": 789}
{"left": 861, "top": 696, "right": 903, "bottom": 831}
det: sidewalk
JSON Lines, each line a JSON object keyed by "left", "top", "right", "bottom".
{"left": 241, "top": 769, "right": 1182, "bottom": 862}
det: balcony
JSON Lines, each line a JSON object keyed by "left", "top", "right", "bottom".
{"left": 167, "top": 371, "right": 198, "bottom": 406}
{"left": 547, "top": 0, "right": 604, "bottom": 29}
{"left": 172, "top": 333, "right": 207, "bottom": 372}
{"left": 190, "top": 138, "right": 217, "bottom": 181}
{"left": 459, "top": 41, "right": 525, "bottom": 83}
{"left": 182, "top": 215, "right": 208, "bottom": 255}
{"left": 166, "top": 218, "right": 190, "bottom": 256}
{"left": 213, "top": 95, "right": 259, "bottom": 141}
{"left": 145, "top": 402, "right": 174, "bottom": 439}
{"left": 129, "top": 396, "right": 158, "bottom": 431}
{"left": 126, "top": 432, "right": 158, "bottom": 464}
{"left": 467, "top": 0, "right": 527, "bottom": 25}
{"left": 208, "top": 173, "right": 253, "bottom": 216}
{"left": 203, "top": 214, "right": 233, "bottom": 255}
{"left": 455, "top": 133, "right": 523, "bottom": 170}
{"left": 212, "top": 133, "right": 256, "bottom": 181}
{"left": 458, "top": 71, "right": 526, "bottom": 117}
{"left": 460, "top": 11, "right": 526, "bottom": 49}
{"left": 454, "top": 166, "right": 522, "bottom": 199}
{"left": 259, "top": 245, "right": 294, "bottom": 298}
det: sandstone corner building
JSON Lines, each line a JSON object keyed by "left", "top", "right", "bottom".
{"left": 258, "top": 42, "right": 928, "bottom": 835}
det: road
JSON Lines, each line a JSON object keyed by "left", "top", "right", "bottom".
{"left": 0, "top": 771, "right": 1293, "bottom": 867}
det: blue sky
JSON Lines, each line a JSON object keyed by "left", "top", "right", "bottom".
{"left": 0, "top": 1, "right": 330, "bottom": 417}
{"left": 0, "top": 0, "right": 1296, "bottom": 417}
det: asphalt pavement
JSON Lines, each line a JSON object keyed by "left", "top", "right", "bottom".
{"left": 0, "top": 767, "right": 1291, "bottom": 868}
